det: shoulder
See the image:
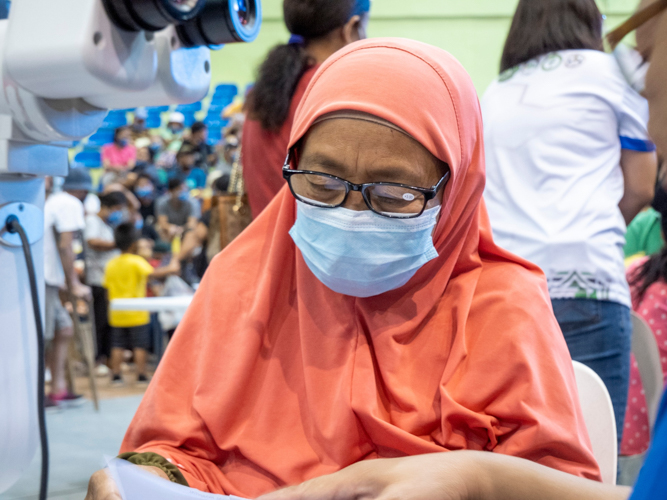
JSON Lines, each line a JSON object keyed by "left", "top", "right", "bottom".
{"left": 472, "top": 259, "right": 554, "bottom": 331}
{"left": 155, "top": 195, "right": 168, "bottom": 209}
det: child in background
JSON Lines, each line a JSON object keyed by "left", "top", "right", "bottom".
{"left": 103, "top": 223, "right": 180, "bottom": 385}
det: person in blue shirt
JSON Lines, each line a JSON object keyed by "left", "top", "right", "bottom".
{"left": 175, "top": 142, "right": 207, "bottom": 189}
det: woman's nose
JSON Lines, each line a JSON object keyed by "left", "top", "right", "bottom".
{"left": 342, "top": 190, "right": 369, "bottom": 211}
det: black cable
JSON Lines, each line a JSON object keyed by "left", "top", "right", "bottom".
{"left": 5, "top": 215, "right": 49, "bottom": 500}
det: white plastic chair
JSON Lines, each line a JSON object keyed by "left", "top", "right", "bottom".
{"left": 572, "top": 360, "right": 618, "bottom": 484}
{"left": 617, "top": 312, "right": 665, "bottom": 485}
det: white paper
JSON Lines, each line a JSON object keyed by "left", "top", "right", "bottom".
{"left": 108, "top": 457, "right": 247, "bottom": 500}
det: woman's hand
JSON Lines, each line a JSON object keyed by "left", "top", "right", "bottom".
{"left": 85, "top": 465, "right": 170, "bottom": 500}
{"left": 256, "top": 453, "right": 478, "bottom": 500}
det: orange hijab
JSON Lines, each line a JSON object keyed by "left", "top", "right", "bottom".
{"left": 122, "top": 38, "right": 600, "bottom": 494}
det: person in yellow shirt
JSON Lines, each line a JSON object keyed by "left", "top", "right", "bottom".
{"left": 103, "top": 222, "right": 180, "bottom": 385}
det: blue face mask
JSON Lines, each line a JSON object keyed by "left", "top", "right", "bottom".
{"left": 178, "top": 192, "right": 189, "bottom": 202}
{"left": 289, "top": 201, "right": 440, "bottom": 298}
{"left": 117, "top": 139, "right": 129, "bottom": 148}
{"left": 135, "top": 187, "right": 153, "bottom": 199}
{"left": 107, "top": 210, "right": 124, "bottom": 227}
{"left": 135, "top": 218, "right": 144, "bottom": 230}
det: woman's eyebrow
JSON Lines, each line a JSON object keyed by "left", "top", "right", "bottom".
{"left": 301, "top": 152, "right": 425, "bottom": 184}
{"left": 300, "top": 152, "right": 347, "bottom": 173}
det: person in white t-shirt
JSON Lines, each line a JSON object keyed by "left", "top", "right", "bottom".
{"left": 44, "top": 168, "right": 92, "bottom": 408}
{"left": 84, "top": 191, "right": 128, "bottom": 365}
{"left": 482, "top": 0, "right": 659, "bottom": 449}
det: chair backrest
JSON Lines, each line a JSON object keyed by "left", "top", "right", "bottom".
{"left": 631, "top": 312, "right": 664, "bottom": 429}
{"left": 572, "top": 360, "right": 618, "bottom": 484}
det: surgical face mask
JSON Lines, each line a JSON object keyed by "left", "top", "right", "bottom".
{"left": 177, "top": 191, "right": 189, "bottom": 202}
{"left": 107, "top": 210, "right": 124, "bottom": 227}
{"left": 168, "top": 125, "right": 183, "bottom": 135}
{"left": 289, "top": 201, "right": 440, "bottom": 297}
{"left": 135, "top": 218, "right": 144, "bottom": 230}
{"left": 117, "top": 139, "right": 129, "bottom": 148}
{"left": 135, "top": 186, "right": 154, "bottom": 199}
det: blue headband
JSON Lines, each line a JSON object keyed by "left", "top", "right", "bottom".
{"left": 352, "top": 0, "right": 371, "bottom": 17}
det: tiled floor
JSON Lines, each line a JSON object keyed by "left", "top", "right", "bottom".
{"left": 3, "top": 391, "right": 144, "bottom": 499}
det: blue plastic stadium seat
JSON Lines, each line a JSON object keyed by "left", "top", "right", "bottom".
{"left": 147, "top": 105, "right": 170, "bottom": 113}
{"left": 87, "top": 128, "right": 115, "bottom": 147}
{"left": 214, "top": 84, "right": 238, "bottom": 98}
{"left": 74, "top": 150, "right": 102, "bottom": 168}
{"left": 176, "top": 102, "right": 202, "bottom": 113}
{"left": 206, "top": 103, "right": 225, "bottom": 116}
{"left": 102, "top": 110, "right": 127, "bottom": 129}
{"left": 207, "top": 126, "right": 222, "bottom": 145}
{"left": 181, "top": 111, "right": 197, "bottom": 127}
{"left": 146, "top": 114, "right": 162, "bottom": 129}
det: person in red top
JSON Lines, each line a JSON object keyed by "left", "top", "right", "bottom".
{"left": 242, "top": 0, "right": 370, "bottom": 219}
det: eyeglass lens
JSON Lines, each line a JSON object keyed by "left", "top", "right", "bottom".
{"left": 289, "top": 172, "right": 428, "bottom": 216}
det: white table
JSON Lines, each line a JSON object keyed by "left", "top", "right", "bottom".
{"left": 110, "top": 296, "right": 193, "bottom": 313}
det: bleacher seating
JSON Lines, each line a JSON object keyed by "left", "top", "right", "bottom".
{"left": 74, "top": 150, "right": 102, "bottom": 169}
{"left": 87, "top": 129, "right": 114, "bottom": 147}
{"left": 102, "top": 110, "right": 127, "bottom": 129}
{"left": 71, "top": 83, "right": 244, "bottom": 159}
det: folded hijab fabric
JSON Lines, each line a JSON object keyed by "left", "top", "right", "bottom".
{"left": 121, "top": 38, "right": 601, "bottom": 494}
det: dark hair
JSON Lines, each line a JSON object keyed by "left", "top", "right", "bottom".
{"left": 114, "top": 126, "right": 130, "bottom": 143}
{"left": 99, "top": 191, "right": 128, "bottom": 208}
{"left": 114, "top": 222, "right": 140, "bottom": 252}
{"left": 177, "top": 142, "right": 197, "bottom": 158}
{"left": 136, "top": 173, "right": 154, "bottom": 185}
{"left": 168, "top": 178, "right": 184, "bottom": 191}
{"left": 629, "top": 247, "right": 667, "bottom": 302}
{"left": 191, "top": 121, "right": 207, "bottom": 135}
{"left": 213, "top": 174, "right": 230, "bottom": 193}
{"left": 500, "top": 0, "right": 604, "bottom": 72}
{"left": 245, "top": 0, "right": 355, "bottom": 131}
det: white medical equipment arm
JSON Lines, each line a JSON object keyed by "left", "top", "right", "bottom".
{"left": 0, "top": 0, "right": 261, "bottom": 494}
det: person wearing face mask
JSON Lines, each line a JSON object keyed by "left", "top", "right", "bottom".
{"left": 160, "top": 112, "right": 186, "bottom": 152}
{"left": 84, "top": 191, "right": 128, "bottom": 365}
{"left": 102, "top": 126, "right": 137, "bottom": 177}
{"left": 134, "top": 174, "right": 157, "bottom": 221}
{"left": 86, "top": 38, "right": 600, "bottom": 498}
{"left": 175, "top": 142, "right": 208, "bottom": 189}
{"left": 132, "top": 138, "right": 161, "bottom": 186}
{"left": 155, "top": 178, "right": 201, "bottom": 241}
{"left": 242, "top": 0, "right": 370, "bottom": 219}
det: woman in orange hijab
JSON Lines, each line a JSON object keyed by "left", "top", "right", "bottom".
{"left": 86, "top": 38, "right": 600, "bottom": 498}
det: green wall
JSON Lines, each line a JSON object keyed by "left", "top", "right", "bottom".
{"left": 210, "top": 0, "right": 640, "bottom": 96}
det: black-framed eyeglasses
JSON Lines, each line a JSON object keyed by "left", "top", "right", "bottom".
{"left": 282, "top": 154, "right": 451, "bottom": 219}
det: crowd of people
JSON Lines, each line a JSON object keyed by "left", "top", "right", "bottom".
{"left": 42, "top": 107, "right": 243, "bottom": 404}
{"left": 37, "top": 0, "right": 667, "bottom": 498}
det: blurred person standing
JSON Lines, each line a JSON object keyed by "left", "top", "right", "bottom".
{"left": 155, "top": 178, "right": 201, "bottom": 241}
{"left": 84, "top": 191, "right": 128, "bottom": 365}
{"left": 483, "top": 0, "right": 658, "bottom": 448}
{"left": 43, "top": 169, "right": 91, "bottom": 407}
{"left": 104, "top": 223, "right": 180, "bottom": 385}
{"left": 242, "top": 0, "right": 370, "bottom": 218}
